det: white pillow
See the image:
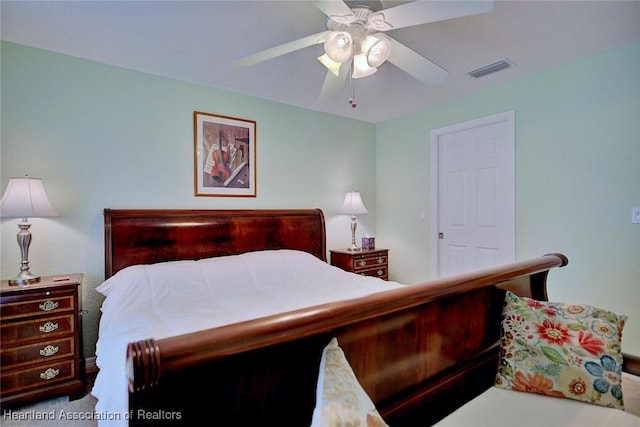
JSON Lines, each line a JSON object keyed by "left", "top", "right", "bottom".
{"left": 311, "top": 337, "right": 388, "bottom": 427}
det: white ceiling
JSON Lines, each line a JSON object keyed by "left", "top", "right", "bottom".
{"left": 2, "top": 1, "right": 639, "bottom": 123}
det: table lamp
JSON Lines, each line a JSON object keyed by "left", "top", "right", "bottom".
{"left": 0, "top": 175, "right": 58, "bottom": 285}
{"left": 340, "top": 191, "right": 368, "bottom": 251}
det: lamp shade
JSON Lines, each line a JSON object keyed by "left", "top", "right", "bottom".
{"left": 361, "top": 33, "right": 391, "bottom": 68}
{"left": 324, "top": 31, "right": 353, "bottom": 64}
{"left": 340, "top": 191, "right": 368, "bottom": 215}
{"left": 0, "top": 176, "right": 58, "bottom": 218}
{"left": 352, "top": 53, "right": 378, "bottom": 79}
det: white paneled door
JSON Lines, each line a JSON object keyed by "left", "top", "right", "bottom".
{"left": 430, "top": 112, "right": 515, "bottom": 278}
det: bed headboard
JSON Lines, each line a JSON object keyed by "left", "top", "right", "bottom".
{"left": 104, "top": 209, "right": 326, "bottom": 278}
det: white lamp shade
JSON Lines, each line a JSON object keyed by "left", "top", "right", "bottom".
{"left": 361, "top": 33, "right": 391, "bottom": 68}
{"left": 324, "top": 31, "right": 353, "bottom": 64}
{"left": 340, "top": 191, "right": 368, "bottom": 215}
{"left": 0, "top": 176, "right": 58, "bottom": 218}
{"left": 352, "top": 53, "right": 378, "bottom": 79}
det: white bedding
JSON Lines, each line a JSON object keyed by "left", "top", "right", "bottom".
{"left": 433, "top": 373, "right": 640, "bottom": 427}
{"left": 91, "top": 249, "right": 404, "bottom": 426}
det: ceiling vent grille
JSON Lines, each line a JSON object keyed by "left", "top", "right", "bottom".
{"left": 468, "top": 59, "right": 511, "bottom": 78}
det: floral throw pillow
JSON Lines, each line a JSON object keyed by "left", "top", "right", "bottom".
{"left": 310, "top": 337, "right": 388, "bottom": 427}
{"left": 495, "top": 291, "right": 627, "bottom": 409}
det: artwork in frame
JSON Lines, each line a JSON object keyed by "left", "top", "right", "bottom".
{"left": 194, "top": 111, "right": 257, "bottom": 197}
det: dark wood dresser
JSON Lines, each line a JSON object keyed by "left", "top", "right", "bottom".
{"left": 1, "top": 274, "right": 84, "bottom": 407}
{"left": 330, "top": 248, "right": 389, "bottom": 280}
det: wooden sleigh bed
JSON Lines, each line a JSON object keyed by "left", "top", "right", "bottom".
{"left": 96, "top": 208, "right": 639, "bottom": 426}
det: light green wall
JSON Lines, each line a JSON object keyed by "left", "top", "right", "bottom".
{"left": 2, "top": 41, "right": 638, "bottom": 359}
{"left": 376, "top": 41, "right": 640, "bottom": 355}
{"left": 0, "top": 42, "right": 378, "bottom": 357}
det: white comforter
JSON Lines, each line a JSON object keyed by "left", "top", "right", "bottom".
{"left": 91, "top": 249, "right": 403, "bottom": 426}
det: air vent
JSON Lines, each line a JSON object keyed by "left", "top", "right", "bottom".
{"left": 468, "top": 60, "right": 511, "bottom": 78}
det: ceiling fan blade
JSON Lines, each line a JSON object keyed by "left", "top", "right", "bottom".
{"left": 236, "top": 31, "right": 330, "bottom": 68}
{"left": 312, "top": 0, "right": 355, "bottom": 23}
{"left": 370, "top": 0, "right": 493, "bottom": 31}
{"left": 319, "top": 64, "right": 349, "bottom": 101}
{"left": 386, "top": 38, "right": 448, "bottom": 86}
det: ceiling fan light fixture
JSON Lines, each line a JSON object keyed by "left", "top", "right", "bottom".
{"left": 324, "top": 31, "right": 353, "bottom": 63}
{"left": 317, "top": 53, "right": 342, "bottom": 76}
{"left": 361, "top": 33, "right": 390, "bottom": 68}
{"left": 352, "top": 53, "right": 377, "bottom": 79}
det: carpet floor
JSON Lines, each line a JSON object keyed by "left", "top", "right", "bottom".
{"left": 2, "top": 393, "right": 98, "bottom": 427}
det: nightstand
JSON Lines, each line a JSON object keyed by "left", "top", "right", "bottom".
{"left": 330, "top": 248, "right": 389, "bottom": 280}
{"left": 1, "top": 273, "right": 84, "bottom": 407}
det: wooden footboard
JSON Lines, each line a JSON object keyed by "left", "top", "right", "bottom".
{"left": 126, "top": 253, "right": 568, "bottom": 426}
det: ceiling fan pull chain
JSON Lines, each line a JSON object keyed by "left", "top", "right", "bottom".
{"left": 349, "top": 63, "right": 357, "bottom": 108}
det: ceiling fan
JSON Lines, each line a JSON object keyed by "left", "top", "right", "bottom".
{"left": 236, "top": 0, "right": 494, "bottom": 103}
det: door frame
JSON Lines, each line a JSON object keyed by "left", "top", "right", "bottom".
{"left": 429, "top": 111, "right": 515, "bottom": 278}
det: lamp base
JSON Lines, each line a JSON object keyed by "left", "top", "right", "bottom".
{"left": 8, "top": 271, "right": 41, "bottom": 286}
{"left": 347, "top": 215, "right": 362, "bottom": 252}
{"left": 8, "top": 219, "right": 41, "bottom": 286}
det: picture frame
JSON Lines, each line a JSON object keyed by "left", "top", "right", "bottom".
{"left": 194, "top": 111, "right": 257, "bottom": 197}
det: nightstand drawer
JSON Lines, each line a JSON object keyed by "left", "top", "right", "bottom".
{"left": 0, "top": 359, "right": 77, "bottom": 396}
{"left": 352, "top": 254, "right": 388, "bottom": 271}
{"left": 1, "top": 314, "right": 75, "bottom": 345}
{"left": 0, "top": 291, "right": 75, "bottom": 320}
{"left": 1, "top": 336, "right": 75, "bottom": 369}
{"left": 357, "top": 266, "right": 388, "bottom": 279}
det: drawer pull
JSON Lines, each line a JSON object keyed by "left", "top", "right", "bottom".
{"left": 377, "top": 257, "right": 384, "bottom": 264}
{"left": 40, "top": 368, "right": 60, "bottom": 380}
{"left": 40, "top": 345, "right": 60, "bottom": 357}
{"left": 377, "top": 269, "right": 384, "bottom": 276}
{"left": 39, "top": 300, "right": 59, "bottom": 311}
{"left": 358, "top": 260, "right": 366, "bottom": 267}
{"left": 39, "top": 322, "right": 59, "bottom": 333}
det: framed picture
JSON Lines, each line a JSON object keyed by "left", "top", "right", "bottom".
{"left": 194, "top": 111, "right": 256, "bottom": 197}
